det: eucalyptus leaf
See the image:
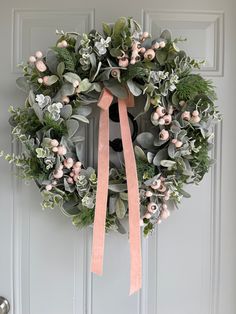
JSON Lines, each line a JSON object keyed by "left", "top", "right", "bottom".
{"left": 75, "top": 106, "right": 92, "bottom": 117}
{"left": 179, "top": 189, "right": 191, "bottom": 198}
{"left": 28, "top": 90, "right": 35, "bottom": 106}
{"left": 136, "top": 132, "right": 154, "bottom": 150}
{"left": 115, "top": 219, "right": 127, "bottom": 234}
{"left": 108, "top": 183, "right": 127, "bottom": 192}
{"left": 46, "top": 75, "right": 59, "bottom": 86}
{"left": 160, "top": 160, "right": 176, "bottom": 168}
{"left": 115, "top": 197, "right": 126, "bottom": 219}
{"left": 71, "top": 114, "right": 89, "bottom": 124}
{"left": 64, "top": 72, "right": 81, "bottom": 84}
{"left": 156, "top": 49, "right": 167, "bottom": 65}
{"left": 103, "top": 79, "right": 128, "bottom": 99}
{"left": 66, "top": 119, "right": 79, "bottom": 138}
{"left": 60, "top": 105, "right": 72, "bottom": 120}
{"left": 153, "top": 148, "right": 168, "bottom": 166}
{"left": 32, "top": 104, "right": 44, "bottom": 123}
{"left": 46, "top": 49, "right": 59, "bottom": 73}
{"left": 77, "top": 78, "right": 92, "bottom": 92}
{"left": 134, "top": 145, "right": 147, "bottom": 161}
{"left": 57, "top": 62, "right": 65, "bottom": 77}
{"left": 160, "top": 29, "right": 172, "bottom": 41}
{"left": 127, "top": 80, "right": 142, "bottom": 96}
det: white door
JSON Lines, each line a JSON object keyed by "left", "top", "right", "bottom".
{"left": 0, "top": 1, "right": 235, "bottom": 314}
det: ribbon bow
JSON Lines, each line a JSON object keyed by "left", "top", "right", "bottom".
{"left": 91, "top": 88, "right": 142, "bottom": 295}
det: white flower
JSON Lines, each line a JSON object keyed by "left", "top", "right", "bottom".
{"left": 169, "top": 73, "right": 179, "bottom": 85}
{"left": 150, "top": 71, "right": 169, "bottom": 83}
{"left": 35, "top": 94, "right": 51, "bottom": 109}
{"left": 47, "top": 102, "right": 63, "bottom": 121}
{"left": 94, "top": 37, "right": 111, "bottom": 55}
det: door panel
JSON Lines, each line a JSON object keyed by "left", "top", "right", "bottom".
{"left": 0, "top": 1, "right": 235, "bottom": 314}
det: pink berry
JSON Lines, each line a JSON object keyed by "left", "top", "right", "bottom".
{"left": 191, "top": 116, "right": 201, "bottom": 123}
{"left": 57, "top": 42, "right": 63, "bottom": 48}
{"left": 144, "top": 212, "right": 152, "bottom": 219}
{"left": 140, "top": 47, "right": 146, "bottom": 54}
{"left": 73, "top": 80, "right": 79, "bottom": 88}
{"left": 35, "top": 51, "right": 43, "bottom": 59}
{"left": 140, "top": 219, "right": 144, "bottom": 227}
{"left": 61, "top": 40, "right": 68, "bottom": 48}
{"left": 182, "top": 111, "right": 191, "bottom": 121}
{"left": 29, "top": 56, "right": 36, "bottom": 63}
{"left": 37, "top": 78, "right": 43, "bottom": 84}
{"left": 51, "top": 139, "right": 59, "bottom": 147}
{"left": 52, "top": 147, "right": 58, "bottom": 153}
{"left": 74, "top": 161, "right": 82, "bottom": 168}
{"left": 62, "top": 96, "right": 70, "bottom": 104}
{"left": 53, "top": 170, "right": 63, "bottom": 179}
{"left": 164, "top": 114, "right": 172, "bottom": 125}
{"left": 145, "top": 191, "right": 153, "bottom": 197}
{"left": 152, "top": 42, "right": 160, "bottom": 50}
{"left": 159, "top": 118, "right": 165, "bottom": 125}
{"left": 152, "top": 112, "right": 160, "bottom": 121}
{"left": 160, "top": 209, "right": 170, "bottom": 220}
{"left": 159, "top": 129, "right": 169, "bottom": 141}
{"left": 156, "top": 106, "right": 166, "bottom": 117}
{"left": 147, "top": 202, "right": 158, "bottom": 214}
{"left": 151, "top": 179, "right": 161, "bottom": 190}
{"left": 45, "top": 184, "right": 52, "bottom": 191}
{"left": 57, "top": 146, "right": 67, "bottom": 156}
{"left": 192, "top": 110, "right": 199, "bottom": 117}
{"left": 157, "top": 219, "right": 162, "bottom": 224}
{"left": 144, "top": 49, "right": 155, "bottom": 60}
{"left": 35, "top": 60, "right": 47, "bottom": 72}
{"left": 118, "top": 58, "right": 129, "bottom": 67}
{"left": 43, "top": 76, "right": 49, "bottom": 85}
{"left": 64, "top": 158, "right": 74, "bottom": 169}
{"left": 172, "top": 138, "right": 177, "bottom": 144}
{"left": 67, "top": 177, "right": 74, "bottom": 184}
{"left": 142, "top": 31, "right": 149, "bottom": 38}
{"left": 58, "top": 164, "right": 63, "bottom": 170}
{"left": 175, "top": 140, "right": 183, "bottom": 148}
{"left": 158, "top": 184, "right": 167, "bottom": 193}
{"left": 70, "top": 172, "right": 74, "bottom": 177}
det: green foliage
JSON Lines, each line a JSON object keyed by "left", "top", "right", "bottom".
{"left": 52, "top": 47, "right": 75, "bottom": 71}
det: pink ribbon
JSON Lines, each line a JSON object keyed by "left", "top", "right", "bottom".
{"left": 91, "top": 88, "right": 142, "bottom": 295}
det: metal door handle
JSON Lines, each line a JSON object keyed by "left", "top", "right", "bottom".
{"left": 0, "top": 297, "right": 10, "bottom": 314}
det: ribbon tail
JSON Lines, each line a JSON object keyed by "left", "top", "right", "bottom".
{"left": 118, "top": 98, "right": 142, "bottom": 295}
{"left": 91, "top": 89, "right": 113, "bottom": 275}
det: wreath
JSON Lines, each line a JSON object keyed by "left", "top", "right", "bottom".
{"left": 2, "top": 17, "right": 221, "bottom": 293}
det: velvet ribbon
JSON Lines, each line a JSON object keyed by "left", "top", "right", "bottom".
{"left": 91, "top": 88, "right": 142, "bottom": 295}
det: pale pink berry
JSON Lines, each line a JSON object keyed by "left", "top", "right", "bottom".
{"left": 160, "top": 209, "right": 170, "bottom": 220}
{"left": 57, "top": 42, "right": 63, "bottom": 48}
{"left": 51, "top": 139, "right": 59, "bottom": 147}
{"left": 191, "top": 115, "right": 201, "bottom": 123}
{"left": 192, "top": 110, "right": 199, "bottom": 117}
{"left": 29, "top": 56, "right": 36, "bottom": 63}
{"left": 70, "top": 172, "right": 74, "bottom": 177}
{"left": 182, "top": 111, "right": 191, "bottom": 121}
{"left": 52, "top": 147, "right": 59, "bottom": 153}
{"left": 52, "top": 180, "right": 57, "bottom": 185}
{"left": 45, "top": 184, "right": 52, "bottom": 191}
{"left": 37, "top": 78, "right": 43, "bottom": 84}
{"left": 157, "top": 219, "right": 162, "bottom": 224}
{"left": 67, "top": 177, "right": 74, "bottom": 184}
{"left": 118, "top": 58, "right": 129, "bottom": 67}
{"left": 151, "top": 179, "right": 161, "bottom": 190}
{"left": 57, "top": 146, "right": 67, "bottom": 156}
{"left": 62, "top": 96, "right": 70, "bottom": 104}
{"left": 159, "top": 41, "right": 166, "bottom": 48}
{"left": 43, "top": 76, "right": 49, "bottom": 85}
{"left": 58, "top": 164, "right": 64, "bottom": 170}
{"left": 73, "top": 80, "right": 79, "bottom": 88}
{"left": 158, "top": 184, "right": 167, "bottom": 193}
{"left": 74, "top": 161, "right": 82, "bottom": 169}
{"left": 35, "top": 60, "right": 47, "bottom": 72}
{"left": 158, "top": 118, "right": 165, "bottom": 125}
{"left": 35, "top": 51, "right": 43, "bottom": 59}
{"left": 142, "top": 31, "right": 149, "bottom": 38}
{"left": 164, "top": 190, "right": 171, "bottom": 201}
{"left": 53, "top": 169, "right": 63, "bottom": 179}
{"left": 159, "top": 129, "right": 169, "bottom": 141}
{"left": 147, "top": 202, "right": 158, "bottom": 214}
{"left": 144, "top": 49, "right": 155, "bottom": 60}
{"left": 152, "top": 112, "right": 160, "bottom": 121}
{"left": 145, "top": 191, "right": 153, "bottom": 197}
{"left": 164, "top": 114, "right": 172, "bottom": 125}
{"left": 152, "top": 42, "right": 160, "bottom": 50}
{"left": 156, "top": 106, "right": 166, "bottom": 117}
{"left": 144, "top": 212, "right": 152, "bottom": 219}
{"left": 172, "top": 138, "right": 177, "bottom": 144}
{"left": 162, "top": 203, "right": 168, "bottom": 210}
{"left": 64, "top": 158, "right": 74, "bottom": 169}
{"left": 140, "top": 47, "right": 146, "bottom": 54}
{"left": 130, "top": 59, "right": 136, "bottom": 65}
{"left": 61, "top": 40, "right": 68, "bottom": 48}
{"left": 175, "top": 140, "right": 183, "bottom": 148}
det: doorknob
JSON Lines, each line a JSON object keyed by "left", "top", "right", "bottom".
{"left": 0, "top": 297, "right": 10, "bottom": 314}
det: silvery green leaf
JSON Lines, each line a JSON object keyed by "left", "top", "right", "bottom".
{"left": 57, "top": 62, "right": 65, "bottom": 77}
{"left": 109, "top": 196, "right": 117, "bottom": 214}
{"left": 60, "top": 104, "right": 72, "bottom": 120}
{"left": 160, "top": 29, "right": 171, "bottom": 41}
{"left": 134, "top": 145, "right": 147, "bottom": 161}
{"left": 90, "top": 61, "right": 102, "bottom": 81}
{"left": 71, "top": 136, "right": 85, "bottom": 143}
{"left": 156, "top": 49, "right": 167, "bottom": 65}
{"left": 136, "top": 132, "right": 154, "bottom": 149}
{"left": 160, "top": 160, "right": 176, "bottom": 168}
{"left": 46, "top": 75, "right": 59, "bottom": 86}
{"left": 32, "top": 104, "right": 44, "bottom": 122}
{"left": 119, "top": 192, "right": 128, "bottom": 201}
{"left": 168, "top": 143, "right": 176, "bottom": 158}
{"left": 71, "top": 114, "right": 89, "bottom": 124}
{"left": 75, "top": 143, "right": 84, "bottom": 161}
{"left": 153, "top": 138, "right": 168, "bottom": 146}
{"left": 127, "top": 79, "right": 142, "bottom": 96}
{"left": 170, "top": 120, "right": 181, "bottom": 133}
{"left": 28, "top": 90, "right": 35, "bottom": 106}
{"left": 77, "top": 78, "right": 92, "bottom": 92}
{"left": 16, "top": 77, "right": 30, "bottom": 93}
{"left": 75, "top": 106, "right": 92, "bottom": 117}
{"left": 63, "top": 178, "right": 76, "bottom": 193}
{"left": 96, "top": 69, "right": 112, "bottom": 81}
{"left": 62, "top": 199, "right": 79, "bottom": 216}
{"left": 178, "top": 130, "right": 187, "bottom": 140}
{"left": 46, "top": 49, "right": 59, "bottom": 73}
{"left": 171, "top": 92, "right": 179, "bottom": 106}
{"left": 153, "top": 148, "right": 168, "bottom": 166}
{"left": 108, "top": 184, "right": 127, "bottom": 192}
{"left": 179, "top": 188, "right": 191, "bottom": 198}
{"left": 66, "top": 119, "right": 79, "bottom": 138}
{"left": 64, "top": 72, "right": 81, "bottom": 84}
{"left": 147, "top": 152, "right": 154, "bottom": 163}
{"left": 115, "top": 219, "right": 127, "bottom": 234}
{"left": 103, "top": 79, "right": 128, "bottom": 99}
{"left": 115, "top": 197, "right": 126, "bottom": 219}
